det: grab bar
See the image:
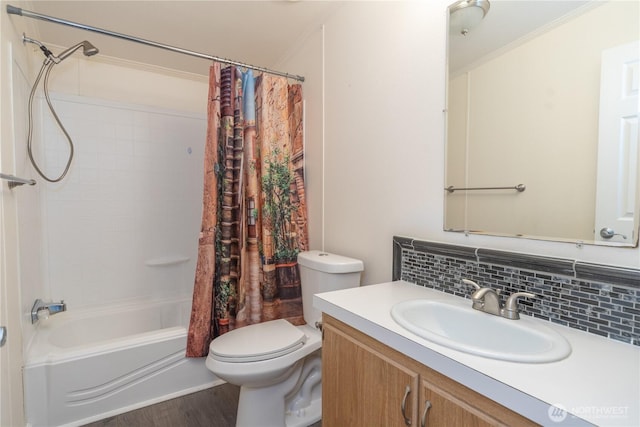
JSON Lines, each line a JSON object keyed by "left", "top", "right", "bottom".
{"left": 0, "top": 173, "right": 36, "bottom": 189}
{"left": 145, "top": 256, "right": 190, "bottom": 267}
{"left": 445, "top": 184, "right": 525, "bottom": 193}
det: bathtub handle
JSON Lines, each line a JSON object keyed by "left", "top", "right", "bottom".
{"left": 0, "top": 326, "right": 6, "bottom": 347}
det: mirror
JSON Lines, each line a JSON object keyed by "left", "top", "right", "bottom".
{"left": 444, "top": 0, "right": 640, "bottom": 247}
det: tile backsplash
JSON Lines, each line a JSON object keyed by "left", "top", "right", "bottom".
{"left": 393, "top": 236, "right": 640, "bottom": 346}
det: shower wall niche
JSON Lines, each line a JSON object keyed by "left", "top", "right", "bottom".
{"left": 35, "top": 93, "right": 206, "bottom": 309}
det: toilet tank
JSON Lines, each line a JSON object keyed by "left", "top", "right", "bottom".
{"left": 297, "top": 250, "right": 364, "bottom": 326}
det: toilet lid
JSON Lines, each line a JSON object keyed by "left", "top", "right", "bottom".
{"left": 209, "top": 319, "right": 307, "bottom": 363}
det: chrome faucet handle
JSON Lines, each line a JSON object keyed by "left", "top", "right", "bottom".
{"left": 462, "top": 279, "right": 481, "bottom": 291}
{"left": 471, "top": 287, "right": 495, "bottom": 298}
{"left": 470, "top": 286, "right": 502, "bottom": 300}
{"left": 463, "top": 279, "right": 502, "bottom": 296}
{"left": 463, "top": 280, "right": 484, "bottom": 309}
{"left": 502, "top": 292, "right": 536, "bottom": 320}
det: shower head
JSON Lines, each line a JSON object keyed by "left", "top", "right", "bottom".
{"left": 56, "top": 40, "right": 99, "bottom": 62}
{"left": 22, "top": 34, "right": 99, "bottom": 63}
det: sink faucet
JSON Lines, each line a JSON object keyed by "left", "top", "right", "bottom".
{"left": 463, "top": 279, "right": 535, "bottom": 320}
{"left": 31, "top": 299, "right": 67, "bottom": 324}
{"left": 502, "top": 292, "right": 536, "bottom": 320}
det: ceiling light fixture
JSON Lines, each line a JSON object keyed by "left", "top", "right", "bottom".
{"left": 449, "top": 0, "right": 490, "bottom": 36}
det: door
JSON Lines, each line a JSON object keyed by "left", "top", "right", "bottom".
{"left": 594, "top": 41, "right": 640, "bottom": 244}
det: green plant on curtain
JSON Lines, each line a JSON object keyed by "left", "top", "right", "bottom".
{"left": 262, "top": 149, "right": 298, "bottom": 263}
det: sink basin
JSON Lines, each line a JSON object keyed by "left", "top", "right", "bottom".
{"left": 391, "top": 299, "right": 571, "bottom": 363}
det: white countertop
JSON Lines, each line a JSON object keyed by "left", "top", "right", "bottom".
{"left": 314, "top": 281, "right": 640, "bottom": 427}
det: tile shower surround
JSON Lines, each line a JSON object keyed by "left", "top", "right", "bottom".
{"left": 392, "top": 237, "right": 640, "bottom": 346}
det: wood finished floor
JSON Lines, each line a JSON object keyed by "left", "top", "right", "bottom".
{"left": 82, "top": 383, "right": 322, "bottom": 427}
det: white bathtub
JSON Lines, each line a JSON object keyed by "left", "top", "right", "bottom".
{"left": 23, "top": 297, "right": 221, "bottom": 427}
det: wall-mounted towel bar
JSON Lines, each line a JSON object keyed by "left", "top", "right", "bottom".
{"left": 0, "top": 173, "right": 36, "bottom": 189}
{"left": 145, "top": 256, "right": 190, "bottom": 267}
{"left": 445, "top": 184, "right": 525, "bottom": 193}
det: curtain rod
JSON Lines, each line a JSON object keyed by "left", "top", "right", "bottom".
{"left": 6, "top": 4, "right": 305, "bottom": 82}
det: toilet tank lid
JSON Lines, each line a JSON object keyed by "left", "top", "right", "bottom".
{"left": 297, "top": 250, "right": 364, "bottom": 274}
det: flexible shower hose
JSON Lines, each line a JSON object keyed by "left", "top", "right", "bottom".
{"left": 27, "top": 58, "right": 75, "bottom": 183}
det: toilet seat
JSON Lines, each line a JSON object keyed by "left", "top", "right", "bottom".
{"left": 209, "top": 319, "right": 307, "bottom": 363}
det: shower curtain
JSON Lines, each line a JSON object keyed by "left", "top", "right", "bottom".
{"left": 186, "top": 63, "right": 308, "bottom": 357}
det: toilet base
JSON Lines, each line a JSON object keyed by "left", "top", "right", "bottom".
{"left": 236, "top": 360, "right": 303, "bottom": 427}
{"left": 285, "top": 396, "right": 321, "bottom": 427}
{"left": 236, "top": 388, "right": 320, "bottom": 427}
{"left": 235, "top": 351, "right": 322, "bottom": 427}
{"left": 285, "top": 351, "right": 322, "bottom": 427}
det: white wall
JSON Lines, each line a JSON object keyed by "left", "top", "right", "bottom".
{"left": 40, "top": 53, "right": 208, "bottom": 114}
{"left": 280, "top": 1, "right": 448, "bottom": 284}
{"left": 37, "top": 94, "right": 206, "bottom": 308}
{"left": 274, "top": 24, "right": 325, "bottom": 251}
{"left": 280, "top": 0, "right": 640, "bottom": 286}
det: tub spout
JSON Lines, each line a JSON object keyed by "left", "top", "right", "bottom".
{"left": 31, "top": 299, "right": 66, "bottom": 324}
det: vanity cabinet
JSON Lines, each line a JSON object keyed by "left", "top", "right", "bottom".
{"left": 322, "top": 315, "right": 539, "bottom": 427}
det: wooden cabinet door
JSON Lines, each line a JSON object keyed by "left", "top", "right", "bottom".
{"left": 420, "top": 378, "right": 499, "bottom": 427}
{"left": 322, "top": 320, "right": 419, "bottom": 427}
{"left": 419, "top": 378, "right": 538, "bottom": 427}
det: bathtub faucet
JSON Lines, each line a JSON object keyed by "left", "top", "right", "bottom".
{"left": 31, "top": 299, "right": 67, "bottom": 323}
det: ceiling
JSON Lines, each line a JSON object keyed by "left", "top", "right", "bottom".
{"left": 17, "top": 1, "right": 343, "bottom": 77}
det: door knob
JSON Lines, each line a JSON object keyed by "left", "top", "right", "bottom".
{"left": 599, "top": 227, "right": 627, "bottom": 240}
{"left": 0, "top": 326, "right": 6, "bottom": 347}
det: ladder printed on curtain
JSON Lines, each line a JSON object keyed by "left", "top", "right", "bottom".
{"left": 218, "top": 66, "right": 243, "bottom": 334}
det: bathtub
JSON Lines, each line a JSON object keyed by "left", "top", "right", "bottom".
{"left": 23, "top": 297, "right": 221, "bottom": 427}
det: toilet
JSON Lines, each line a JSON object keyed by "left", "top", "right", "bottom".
{"left": 205, "top": 250, "right": 363, "bottom": 427}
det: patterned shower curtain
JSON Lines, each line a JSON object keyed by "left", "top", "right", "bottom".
{"left": 186, "top": 63, "right": 308, "bottom": 357}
